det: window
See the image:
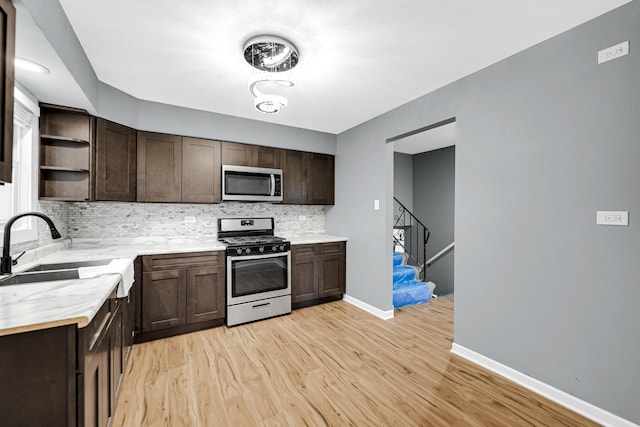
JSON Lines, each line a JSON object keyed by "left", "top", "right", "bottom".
{"left": 0, "top": 87, "right": 39, "bottom": 245}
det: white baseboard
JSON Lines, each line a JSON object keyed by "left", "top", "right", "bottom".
{"left": 451, "top": 343, "right": 638, "bottom": 427}
{"left": 343, "top": 294, "right": 394, "bottom": 320}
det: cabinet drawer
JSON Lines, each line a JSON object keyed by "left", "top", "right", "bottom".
{"left": 317, "top": 242, "right": 345, "bottom": 255}
{"left": 143, "top": 251, "right": 222, "bottom": 271}
{"left": 80, "top": 289, "right": 116, "bottom": 363}
{"left": 292, "top": 244, "right": 314, "bottom": 255}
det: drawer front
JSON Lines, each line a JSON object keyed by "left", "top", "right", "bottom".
{"left": 292, "top": 244, "right": 315, "bottom": 256}
{"left": 316, "top": 241, "right": 345, "bottom": 255}
{"left": 143, "top": 251, "right": 222, "bottom": 271}
{"left": 80, "top": 289, "right": 116, "bottom": 363}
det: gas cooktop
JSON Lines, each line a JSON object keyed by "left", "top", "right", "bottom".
{"left": 217, "top": 217, "right": 290, "bottom": 255}
{"left": 218, "top": 235, "right": 287, "bottom": 247}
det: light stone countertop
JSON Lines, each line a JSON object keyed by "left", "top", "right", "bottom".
{"left": 283, "top": 233, "right": 348, "bottom": 245}
{"left": 0, "top": 236, "right": 225, "bottom": 337}
{"left": 0, "top": 233, "right": 346, "bottom": 337}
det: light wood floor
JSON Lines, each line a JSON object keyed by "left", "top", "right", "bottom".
{"left": 113, "top": 297, "right": 597, "bottom": 426}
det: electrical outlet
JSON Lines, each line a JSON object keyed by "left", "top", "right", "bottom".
{"left": 598, "top": 41, "right": 629, "bottom": 64}
{"left": 596, "top": 211, "right": 628, "bottom": 226}
{"left": 184, "top": 216, "right": 196, "bottom": 224}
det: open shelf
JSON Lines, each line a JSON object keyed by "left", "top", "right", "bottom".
{"left": 39, "top": 104, "right": 94, "bottom": 201}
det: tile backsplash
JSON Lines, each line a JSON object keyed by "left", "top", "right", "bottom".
{"left": 4, "top": 201, "right": 324, "bottom": 255}
{"left": 66, "top": 201, "right": 324, "bottom": 237}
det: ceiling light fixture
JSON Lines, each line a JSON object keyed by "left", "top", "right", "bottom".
{"left": 243, "top": 36, "right": 298, "bottom": 114}
{"left": 15, "top": 57, "right": 50, "bottom": 74}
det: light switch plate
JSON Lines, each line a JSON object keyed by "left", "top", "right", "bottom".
{"left": 596, "top": 211, "right": 628, "bottom": 226}
{"left": 374, "top": 200, "right": 380, "bottom": 210}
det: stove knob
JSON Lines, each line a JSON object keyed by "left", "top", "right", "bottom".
{"left": 245, "top": 248, "right": 252, "bottom": 254}
{"left": 279, "top": 245, "right": 285, "bottom": 251}
{"left": 272, "top": 245, "right": 277, "bottom": 252}
{"left": 236, "top": 248, "right": 242, "bottom": 255}
{"left": 259, "top": 246, "right": 265, "bottom": 253}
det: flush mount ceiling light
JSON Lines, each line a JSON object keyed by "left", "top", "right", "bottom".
{"left": 243, "top": 36, "right": 299, "bottom": 72}
{"left": 15, "top": 57, "right": 50, "bottom": 74}
{"left": 243, "top": 36, "right": 298, "bottom": 114}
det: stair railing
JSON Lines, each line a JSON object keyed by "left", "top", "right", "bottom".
{"left": 424, "top": 241, "right": 455, "bottom": 268}
{"left": 393, "top": 197, "right": 430, "bottom": 281}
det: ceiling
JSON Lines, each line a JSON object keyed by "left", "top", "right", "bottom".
{"left": 394, "top": 121, "right": 456, "bottom": 155}
{"left": 18, "top": 1, "right": 632, "bottom": 134}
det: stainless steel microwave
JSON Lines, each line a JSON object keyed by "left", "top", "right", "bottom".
{"left": 222, "top": 165, "right": 283, "bottom": 202}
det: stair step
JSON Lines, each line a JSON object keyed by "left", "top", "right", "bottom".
{"left": 393, "top": 252, "right": 404, "bottom": 266}
{"left": 393, "top": 265, "right": 418, "bottom": 282}
{"left": 393, "top": 280, "right": 433, "bottom": 308}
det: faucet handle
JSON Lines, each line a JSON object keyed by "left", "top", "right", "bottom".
{"left": 12, "top": 251, "right": 27, "bottom": 266}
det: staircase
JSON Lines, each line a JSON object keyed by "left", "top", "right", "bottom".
{"left": 393, "top": 197, "right": 429, "bottom": 281}
{"left": 393, "top": 252, "right": 435, "bottom": 308}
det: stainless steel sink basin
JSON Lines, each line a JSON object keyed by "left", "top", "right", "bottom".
{"left": 24, "top": 259, "right": 113, "bottom": 272}
{"left": 0, "top": 269, "right": 80, "bottom": 286}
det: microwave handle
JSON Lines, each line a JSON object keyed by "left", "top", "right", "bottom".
{"left": 270, "top": 174, "right": 276, "bottom": 196}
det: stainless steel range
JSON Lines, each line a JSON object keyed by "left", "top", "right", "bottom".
{"left": 218, "top": 217, "right": 291, "bottom": 326}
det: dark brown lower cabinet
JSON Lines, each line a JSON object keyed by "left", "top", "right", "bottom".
{"left": 80, "top": 325, "right": 110, "bottom": 427}
{"left": 0, "top": 259, "right": 140, "bottom": 427}
{"left": 137, "top": 251, "right": 225, "bottom": 342}
{"left": 0, "top": 325, "right": 76, "bottom": 427}
{"left": 78, "top": 290, "right": 121, "bottom": 427}
{"left": 292, "top": 241, "right": 346, "bottom": 308}
{"left": 142, "top": 269, "right": 187, "bottom": 331}
{"left": 186, "top": 265, "right": 225, "bottom": 323}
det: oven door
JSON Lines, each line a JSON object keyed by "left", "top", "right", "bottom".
{"left": 227, "top": 251, "right": 291, "bottom": 306}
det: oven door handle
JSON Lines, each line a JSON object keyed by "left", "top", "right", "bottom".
{"left": 228, "top": 251, "right": 290, "bottom": 262}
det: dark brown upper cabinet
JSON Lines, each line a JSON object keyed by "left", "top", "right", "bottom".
{"left": 39, "top": 104, "right": 95, "bottom": 201}
{"left": 136, "top": 131, "right": 182, "bottom": 202}
{"left": 281, "top": 149, "right": 308, "bottom": 204}
{"left": 0, "top": 0, "right": 15, "bottom": 184}
{"left": 281, "top": 150, "right": 335, "bottom": 205}
{"left": 221, "top": 141, "right": 280, "bottom": 169}
{"left": 308, "top": 153, "right": 335, "bottom": 205}
{"left": 182, "top": 137, "right": 221, "bottom": 203}
{"left": 95, "top": 118, "right": 136, "bottom": 201}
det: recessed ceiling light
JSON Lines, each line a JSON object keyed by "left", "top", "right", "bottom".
{"left": 15, "top": 57, "right": 50, "bottom": 74}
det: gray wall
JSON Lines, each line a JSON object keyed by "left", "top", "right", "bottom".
{"left": 393, "top": 152, "right": 413, "bottom": 210}
{"left": 327, "top": 2, "right": 640, "bottom": 423}
{"left": 413, "top": 146, "right": 455, "bottom": 295}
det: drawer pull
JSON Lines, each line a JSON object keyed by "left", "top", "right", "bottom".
{"left": 252, "top": 302, "right": 270, "bottom": 309}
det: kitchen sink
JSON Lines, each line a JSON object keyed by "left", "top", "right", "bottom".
{"left": 24, "top": 259, "right": 113, "bottom": 272}
{"left": 0, "top": 269, "right": 80, "bottom": 286}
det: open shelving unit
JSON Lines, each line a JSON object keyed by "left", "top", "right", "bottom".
{"left": 39, "top": 104, "right": 95, "bottom": 201}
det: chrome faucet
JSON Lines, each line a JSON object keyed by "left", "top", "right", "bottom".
{"left": 1, "top": 212, "right": 62, "bottom": 275}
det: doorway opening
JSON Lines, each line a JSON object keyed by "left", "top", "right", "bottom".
{"left": 390, "top": 118, "right": 456, "bottom": 302}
